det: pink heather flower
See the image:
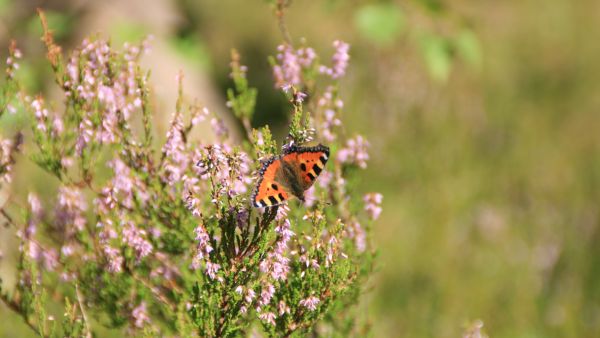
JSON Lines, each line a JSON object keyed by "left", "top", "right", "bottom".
{"left": 274, "top": 218, "right": 295, "bottom": 242}
{"left": 259, "top": 283, "right": 275, "bottom": 307}
{"left": 103, "top": 245, "right": 123, "bottom": 273}
{"left": 5, "top": 43, "right": 21, "bottom": 79}
{"left": 323, "top": 109, "right": 342, "bottom": 143}
{"left": 236, "top": 208, "right": 249, "bottom": 229}
{"left": 52, "top": 116, "right": 64, "bottom": 137}
{"left": 259, "top": 214, "right": 294, "bottom": 280}
{"left": 331, "top": 40, "right": 350, "bottom": 78}
{"left": 61, "top": 244, "right": 74, "bottom": 257}
{"left": 28, "top": 193, "right": 43, "bottom": 219}
{"left": 260, "top": 250, "right": 291, "bottom": 281}
{"left": 192, "top": 224, "right": 213, "bottom": 269}
{"left": 24, "top": 242, "right": 57, "bottom": 272}
{"left": 56, "top": 186, "right": 87, "bottom": 232}
{"left": 0, "top": 138, "right": 13, "bottom": 183}
{"left": 205, "top": 261, "right": 221, "bottom": 280}
{"left": 185, "top": 185, "right": 202, "bottom": 217}
{"left": 61, "top": 157, "right": 74, "bottom": 168}
{"left": 162, "top": 112, "right": 189, "bottom": 185}
{"left": 348, "top": 220, "right": 367, "bottom": 253}
{"left": 122, "top": 223, "right": 153, "bottom": 260}
{"left": 210, "top": 117, "right": 228, "bottom": 139}
{"left": 66, "top": 56, "right": 79, "bottom": 85}
{"left": 294, "top": 91, "right": 308, "bottom": 104}
{"left": 303, "top": 186, "right": 316, "bottom": 207}
{"left": 31, "top": 98, "right": 49, "bottom": 132}
{"left": 108, "top": 158, "right": 147, "bottom": 208}
{"left": 273, "top": 44, "right": 301, "bottom": 87}
{"left": 363, "top": 193, "right": 383, "bottom": 220}
{"left": 325, "top": 235, "right": 339, "bottom": 267}
{"left": 297, "top": 47, "right": 316, "bottom": 67}
{"left": 27, "top": 241, "right": 40, "bottom": 261}
{"left": 299, "top": 296, "right": 320, "bottom": 311}
{"left": 191, "top": 107, "right": 210, "bottom": 126}
{"left": 278, "top": 300, "right": 290, "bottom": 316}
{"left": 320, "top": 40, "right": 350, "bottom": 79}
{"left": 259, "top": 312, "right": 276, "bottom": 326}
{"left": 76, "top": 117, "right": 94, "bottom": 155}
{"left": 194, "top": 144, "right": 252, "bottom": 199}
{"left": 299, "top": 254, "right": 320, "bottom": 270}
{"left": 67, "top": 37, "right": 143, "bottom": 150}
{"left": 245, "top": 288, "right": 256, "bottom": 304}
{"left": 316, "top": 86, "right": 343, "bottom": 142}
{"left": 317, "top": 170, "right": 333, "bottom": 189}
{"left": 337, "top": 135, "right": 370, "bottom": 169}
{"left": 149, "top": 227, "right": 161, "bottom": 239}
{"left": 58, "top": 186, "right": 87, "bottom": 211}
{"left": 141, "top": 35, "right": 154, "bottom": 55}
{"left": 281, "top": 84, "right": 292, "bottom": 93}
{"left": 42, "top": 249, "right": 59, "bottom": 271}
{"left": 132, "top": 302, "right": 150, "bottom": 328}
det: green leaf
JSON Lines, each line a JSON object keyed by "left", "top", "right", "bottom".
{"left": 420, "top": 35, "right": 452, "bottom": 83}
{"left": 171, "top": 35, "right": 212, "bottom": 70}
{"left": 454, "top": 29, "right": 482, "bottom": 69}
{"left": 354, "top": 3, "right": 404, "bottom": 46}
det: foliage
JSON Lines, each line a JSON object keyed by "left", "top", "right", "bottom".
{"left": 0, "top": 7, "right": 380, "bottom": 338}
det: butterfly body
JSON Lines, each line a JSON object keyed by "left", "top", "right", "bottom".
{"left": 252, "top": 144, "right": 329, "bottom": 208}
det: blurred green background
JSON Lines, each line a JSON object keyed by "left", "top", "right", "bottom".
{"left": 1, "top": 0, "right": 599, "bottom": 337}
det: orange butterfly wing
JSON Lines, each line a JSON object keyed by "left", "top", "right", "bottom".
{"left": 282, "top": 144, "right": 329, "bottom": 188}
{"left": 252, "top": 157, "right": 290, "bottom": 208}
{"left": 252, "top": 144, "right": 329, "bottom": 208}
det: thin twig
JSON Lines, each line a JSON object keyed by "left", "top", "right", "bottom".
{"left": 75, "top": 283, "right": 92, "bottom": 338}
{"left": 132, "top": 273, "right": 177, "bottom": 312}
{"left": 0, "top": 208, "right": 14, "bottom": 227}
{"left": 276, "top": 0, "right": 293, "bottom": 45}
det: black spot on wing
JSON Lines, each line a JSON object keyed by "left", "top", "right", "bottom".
{"left": 307, "top": 172, "right": 316, "bottom": 180}
{"left": 300, "top": 163, "right": 307, "bottom": 171}
{"left": 312, "top": 164, "right": 322, "bottom": 175}
{"left": 278, "top": 193, "right": 285, "bottom": 201}
{"left": 251, "top": 155, "right": 280, "bottom": 208}
{"left": 271, "top": 183, "right": 278, "bottom": 190}
{"left": 268, "top": 196, "right": 278, "bottom": 205}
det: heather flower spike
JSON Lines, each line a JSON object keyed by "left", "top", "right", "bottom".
{"left": 0, "top": 7, "right": 381, "bottom": 338}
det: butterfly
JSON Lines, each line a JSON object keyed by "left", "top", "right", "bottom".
{"left": 252, "top": 144, "right": 330, "bottom": 208}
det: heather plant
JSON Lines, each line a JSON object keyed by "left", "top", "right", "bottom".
{"left": 0, "top": 7, "right": 380, "bottom": 338}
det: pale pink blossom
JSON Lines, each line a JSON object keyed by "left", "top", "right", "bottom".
{"left": 259, "top": 312, "right": 276, "bottom": 326}
{"left": 122, "top": 223, "right": 153, "bottom": 260}
{"left": 299, "top": 296, "right": 320, "bottom": 311}
{"left": 363, "top": 193, "right": 383, "bottom": 220}
{"left": 320, "top": 40, "right": 350, "bottom": 79}
{"left": 132, "top": 302, "right": 150, "bottom": 328}
{"left": 337, "top": 135, "right": 370, "bottom": 169}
